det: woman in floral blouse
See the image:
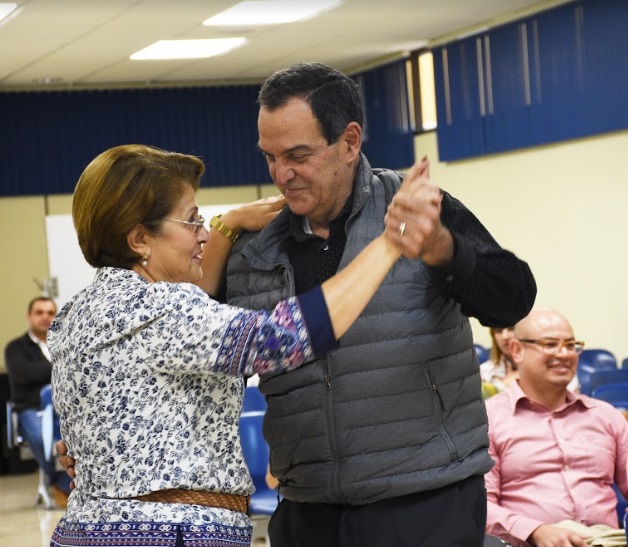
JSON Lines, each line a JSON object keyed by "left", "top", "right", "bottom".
{"left": 48, "top": 144, "right": 416, "bottom": 547}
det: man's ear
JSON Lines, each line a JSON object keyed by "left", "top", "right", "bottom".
{"left": 127, "top": 224, "right": 149, "bottom": 258}
{"left": 510, "top": 338, "right": 524, "bottom": 367}
{"left": 343, "top": 122, "right": 362, "bottom": 162}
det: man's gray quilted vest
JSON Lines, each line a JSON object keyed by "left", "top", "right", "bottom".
{"left": 226, "top": 158, "right": 493, "bottom": 505}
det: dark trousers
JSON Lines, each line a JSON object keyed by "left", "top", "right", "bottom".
{"left": 268, "top": 475, "right": 487, "bottom": 547}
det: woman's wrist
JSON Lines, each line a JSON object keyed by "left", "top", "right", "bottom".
{"left": 209, "top": 212, "right": 242, "bottom": 243}
{"left": 379, "top": 233, "right": 403, "bottom": 262}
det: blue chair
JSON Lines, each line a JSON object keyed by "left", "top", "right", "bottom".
{"left": 243, "top": 385, "right": 267, "bottom": 413}
{"left": 239, "top": 410, "right": 279, "bottom": 545}
{"left": 613, "top": 484, "right": 627, "bottom": 528}
{"left": 239, "top": 410, "right": 280, "bottom": 517}
{"left": 577, "top": 349, "right": 617, "bottom": 396}
{"left": 474, "top": 343, "right": 490, "bottom": 364}
{"left": 587, "top": 369, "right": 628, "bottom": 400}
{"left": 591, "top": 382, "right": 628, "bottom": 409}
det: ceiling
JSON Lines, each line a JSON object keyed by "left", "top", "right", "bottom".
{"left": 0, "top": 0, "right": 565, "bottom": 91}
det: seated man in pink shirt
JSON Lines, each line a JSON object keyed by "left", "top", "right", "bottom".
{"left": 485, "top": 307, "right": 628, "bottom": 547}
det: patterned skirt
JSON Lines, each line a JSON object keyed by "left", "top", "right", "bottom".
{"left": 50, "top": 518, "right": 252, "bottom": 547}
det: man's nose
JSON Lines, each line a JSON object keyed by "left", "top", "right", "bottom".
{"left": 556, "top": 343, "right": 571, "bottom": 356}
{"left": 275, "top": 159, "right": 295, "bottom": 185}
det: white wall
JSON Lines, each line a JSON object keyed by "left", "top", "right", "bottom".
{"left": 415, "top": 129, "right": 628, "bottom": 360}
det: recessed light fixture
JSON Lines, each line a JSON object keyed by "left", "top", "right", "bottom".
{"left": 0, "top": 3, "right": 17, "bottom": 23}
{"left": 35, "top": 77, "right": 64, "bottom": 85}
{"left": 203, "top": 0, "right": 343, "bottom": 26}
{"left": 130, "top": 38, "right": 248, "bottom": 60}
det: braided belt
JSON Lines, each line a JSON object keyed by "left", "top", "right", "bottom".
{"left": 133, "top": 489, "right": 250, "bottom": 513}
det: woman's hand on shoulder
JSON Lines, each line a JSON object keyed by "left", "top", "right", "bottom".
{"left": 219, "top": 195, "right": 286, "bottom": 234}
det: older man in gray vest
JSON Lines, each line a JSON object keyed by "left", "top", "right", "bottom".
{"left": 222, "top": 63, "right": 536, "bottom": 547}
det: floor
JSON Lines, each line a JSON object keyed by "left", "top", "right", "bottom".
{"left": 0, "top": 471, "right": 269, "bottom": 547}
{"left": 0, "top": 472, "right": 62, "bottom": 547}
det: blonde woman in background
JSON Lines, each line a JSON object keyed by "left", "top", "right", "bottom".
{"left": 480, "top": 327, "right": 517, "bottom": 397}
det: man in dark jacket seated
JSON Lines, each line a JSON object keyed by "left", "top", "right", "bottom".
{"left": 5, "top": 296, "right": 71, "bottom": 508}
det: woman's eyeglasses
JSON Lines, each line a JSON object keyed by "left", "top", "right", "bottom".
{"left": 165, "top": 216, "right": 206, "bottom": 234}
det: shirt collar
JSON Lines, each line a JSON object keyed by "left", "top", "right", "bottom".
{"left": 28, "top": 330, "right": 51, "bottom": 361}
{"left": 290, "top": 193, "right": 355, "bottom": 242}
{"left": 28, "top": 330, "right": 45, "bottom": 346}
{"left": 504, "top": 379, "right": 593, "bottom": 414}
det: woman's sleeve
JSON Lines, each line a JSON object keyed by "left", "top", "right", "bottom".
{"left": 142, "top": 283, "right": 337, "bottom": 377}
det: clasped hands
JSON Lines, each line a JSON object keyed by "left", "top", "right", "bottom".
{"left": 384, "top": 155, "right": 454, "bottom": 267}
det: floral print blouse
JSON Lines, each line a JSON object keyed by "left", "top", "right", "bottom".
{"left": 48, "top": 267, "right": 334, "bottom": 530}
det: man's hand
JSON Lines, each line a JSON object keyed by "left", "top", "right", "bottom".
{"left": 384, "top": 156, "right": 453, "bottom": 267}
{"left": 56, "top": 440, "right": 76, "bottom": 490}
{"left": 529, "top": 523, "right": 591, "bottom": 547}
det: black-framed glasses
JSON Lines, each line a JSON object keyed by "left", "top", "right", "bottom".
{"left": 518, "top": 339, "right": 585, "bottom": 355}
{"left": 164, "top": 215, "right": 206, "bottom": 234}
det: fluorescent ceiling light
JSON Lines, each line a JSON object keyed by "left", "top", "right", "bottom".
{"left": 130, "top": 38, "right": 247, "bottom": 60}
{"left": 0, "top": 3, "right": 17, "bottom": 23}
{"left": 203, "top": 0, "right": 342, "bottom": 26}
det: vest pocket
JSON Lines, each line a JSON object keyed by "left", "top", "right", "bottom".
{"left": 425, "top": 368, "right": 460, "bottom": 460}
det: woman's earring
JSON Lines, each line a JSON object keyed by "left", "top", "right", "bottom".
{"left": 142, "top": 255, "right": 149, "bottom": 267}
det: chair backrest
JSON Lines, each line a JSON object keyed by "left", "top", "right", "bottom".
{"left": 612, "top": 484, "right": 628, "bottom": 528}
{"left": 239, "top": 410, "right": 269, "bottom": 490}
{"left": 5, "top": 401, "right": 21, "bottom": 448}
{"left": 40, "top": 384, "right": 53, "bottom": 408}
{"left": 242, "top": 385, "right": 267, "bottom": 413}
{"left": 474, "top": 344, "right": 490, "bottom": 364}
{"left": 622, "top": 357, "right": 628, "bottom": 369}
{"left": 577, "top": 349, "right": 618, "bottom": 395}
{"left": 591, "top": 382, "right": 628, "bottom": 409}
{"left": 588, "top": 368, "right": 628, "bottom": 398}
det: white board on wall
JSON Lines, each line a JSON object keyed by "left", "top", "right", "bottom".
{"left": 45, "top": 204, "right": 244, "bottom": 308}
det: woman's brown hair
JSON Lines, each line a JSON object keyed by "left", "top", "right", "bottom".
{"left": 72, "top": 144, "right": 205, "bottom": 269}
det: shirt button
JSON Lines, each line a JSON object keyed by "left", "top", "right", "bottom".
{"left": 322, "top": 245, "right": 329, "bottom": 251}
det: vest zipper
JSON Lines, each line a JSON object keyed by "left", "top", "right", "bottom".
{"left": 425, "top": 369, "right": 459, "bottom": 460}
{"left": 325, "top": 366, "right": 342, "bottom": 501}
{"left": 429, "top": 374, "right": 446, "bottom": 412}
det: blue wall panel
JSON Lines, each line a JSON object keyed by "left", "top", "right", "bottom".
{"left": 357, "top": 59, "right": 415, "bottom": 169}
{"left": 434, "top": 0, "right": 628, "bottom": 162}
{"left": 0, "top": 61, "right": 415, "bottom": 197}
{"left": 434, "top": 41, "right": 486, "bottom": 160}
{"left": 0, "top": 86, "right": 266, "bottom": 196}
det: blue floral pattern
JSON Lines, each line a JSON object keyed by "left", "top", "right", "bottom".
{"left": 47, "top": 267, "right": 316, "bottom": 545}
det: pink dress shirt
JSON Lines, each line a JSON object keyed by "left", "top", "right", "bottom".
{"left": 485, "top": 381, "right": 628, "bottom": 545}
